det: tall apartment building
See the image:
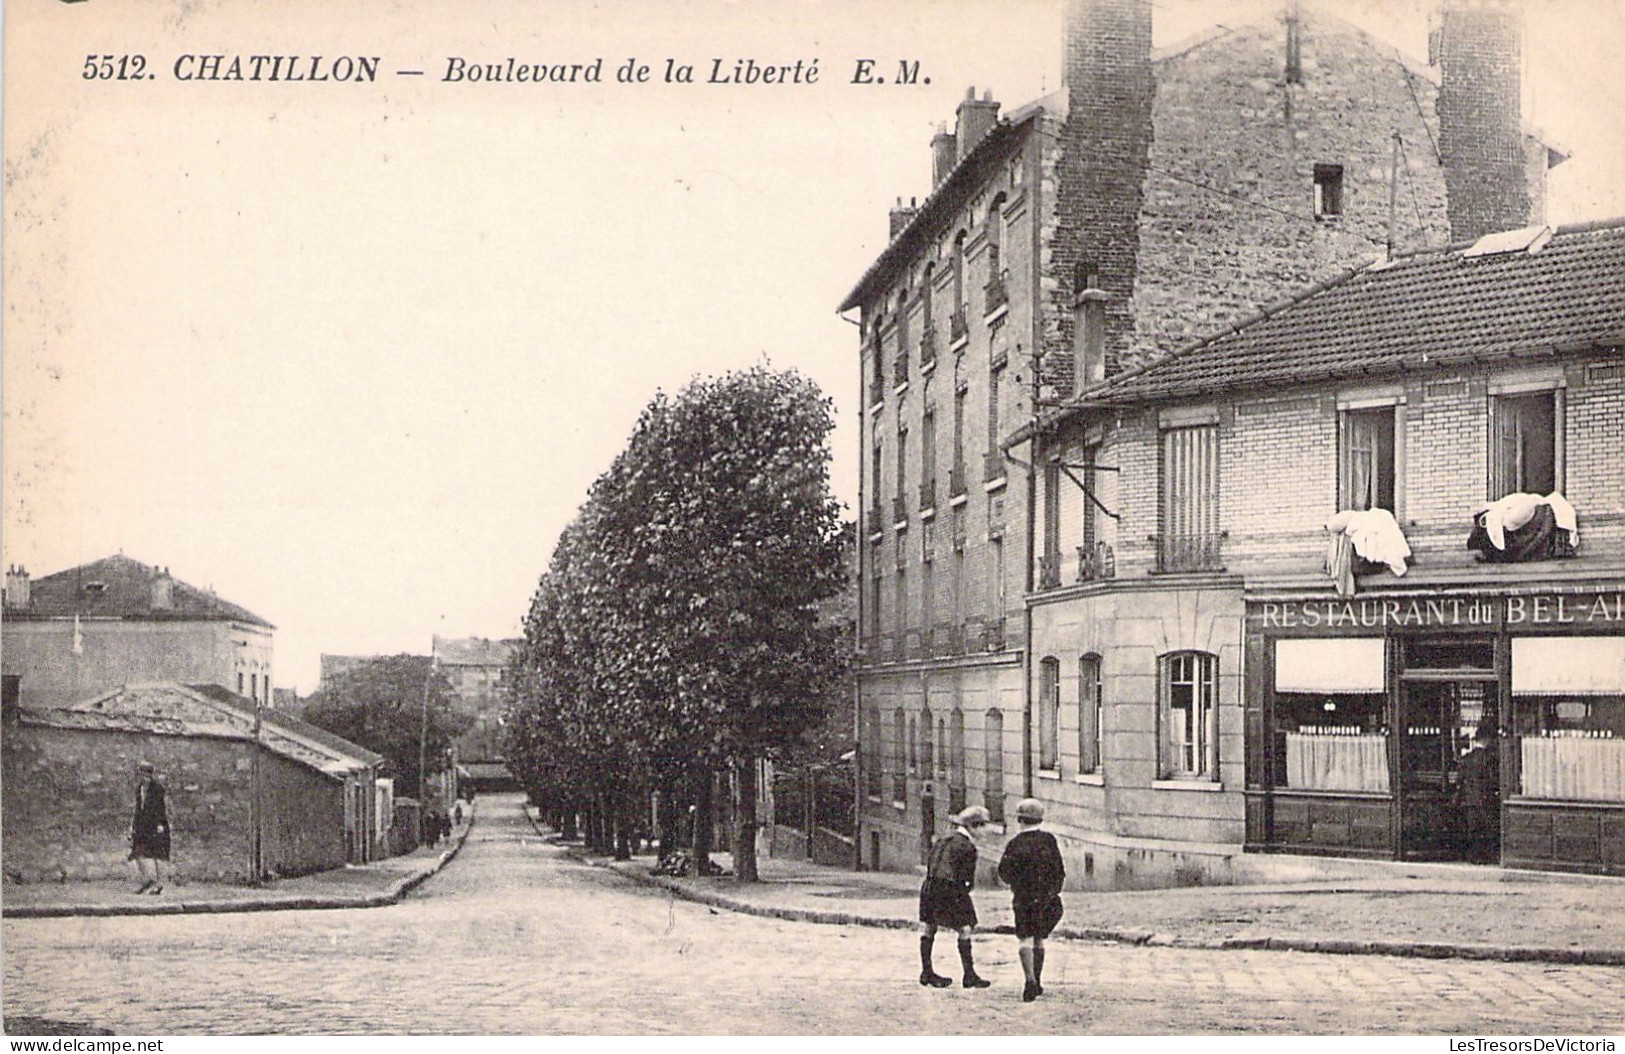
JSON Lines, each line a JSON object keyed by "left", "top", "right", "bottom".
{"left": 841, "top": 0, "right": 1566, "bottom": 880}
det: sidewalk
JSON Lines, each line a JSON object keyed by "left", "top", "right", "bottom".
{"left": 1, "top": 804, "right": 476, "bottom": 919}
{"left": 535, "top": 815, "right": 1625, "bottom": 967}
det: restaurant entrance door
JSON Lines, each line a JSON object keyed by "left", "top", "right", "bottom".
{"left": 1395, "top": 637, "right": 1501, "bottom": 861}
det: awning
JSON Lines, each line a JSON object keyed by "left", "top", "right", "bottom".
{"left": 1512, "top": 637, "right": 1625, "bottom": 696}
{"left": 1275, "top": 638, "right": 1386, "bottom": 694}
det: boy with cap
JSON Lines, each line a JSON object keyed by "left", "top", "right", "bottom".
{"left": 917, "top": 804, "right": 993, "bottom": 989}
{"left": 998, "top": 798, "right": 1065, "bottom": 1002}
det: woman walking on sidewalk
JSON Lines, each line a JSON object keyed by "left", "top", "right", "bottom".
{"left": 998, "top": 798, "right": 1065, "bottom": 1002}
{"left": 917, "top": 805, "right": 993, "bottom": 989}
{"left": 129, "top": 762, "right": 171, "bottom": 895}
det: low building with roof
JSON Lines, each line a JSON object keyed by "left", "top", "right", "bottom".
{"left": 1, "top": 682, "right": 386, "bottom": 884}
{"left": 1016, "top": 217, "right": 1625, "bottom": 880}
{"left": 2, "top": 554, "right": 275, "bottom": 710}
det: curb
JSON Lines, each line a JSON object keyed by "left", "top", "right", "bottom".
{"left": 528, "top": 815, "right": 1625, "bottom": 969}
{"left": 2, "top": 805, "right": 476, "bottom": 919}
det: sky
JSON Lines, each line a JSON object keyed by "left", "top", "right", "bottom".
{"left": 5, "top": 0, "right": 1623, "bottom": 692}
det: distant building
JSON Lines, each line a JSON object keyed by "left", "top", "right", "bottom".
{"left": 2, "top": 554, "right": 274, "bottom": 709}
{"left": 1, "top": 682, "right": 385, "bottom": 884}
{"left": 318, "top": 654, "right": 375, "bottom": 689}
{"left": 432, "top": 635, "right": 520, "bottom": 762}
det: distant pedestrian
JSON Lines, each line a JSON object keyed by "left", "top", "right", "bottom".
{"left": 129, "top": 762, "right": 170, "bottom": 894}
{"left": 424, "top": 811, "right": 440, "bottom": 848}
{"left": 453, "top": 802, "right": 464, "bottom": 827}
{"left": 439, "top": 810, "right": 452, "bottom": 843}
{"left": 918, "top": 805, "right": 992, "bottom": 989}
{"left": 998, "top": 798, "right": 1065, "bottom": 1002}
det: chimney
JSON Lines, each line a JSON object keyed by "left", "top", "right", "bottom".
{"left": 4, "top": 565, "right": 30, "bottom": 610}
{"left": 889, "top": 196, "right": 920, "bottom": 240}
{"left": 955, "top": 87, "right": 1001, "bottom": 161}
{"left": 931, "top": 122, "right": 957, "bottom": 186}
{"left": 1437, "top": 0, "right": 1530, "bottom": 242}
{"left": 151, "top": 566, "right": 173, "bottom": 611}
{"left": 1057, "top": 0, "right": 1154, "bottom": 378}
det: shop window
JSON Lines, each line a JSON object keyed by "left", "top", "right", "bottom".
{"left": 1160, "top": 651, "right": 1218, "bottom": 780}
{"left": 1339, "top": 406, "right": 1397, "bottom": 512}
{"left": 1037, "top": 657, "right": 1060, "bottom": 773}
{"left": 1158, "top": 423, "right": 1222, "bottom": 572}
{"left": 1491, "top": 391, "right": 1559, "bottom": 498}
{"left": 1512, "top": 637, "right": 1625, "bottom": 803}
{"left": 1273, "top": 638, "right": 1389, "bottom": 792}
{"left": 1079, "top": 654, "right": 1103, "bottom": 774}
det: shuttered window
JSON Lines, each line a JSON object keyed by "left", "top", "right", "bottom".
{"left": 1158, "top": 424, "right": 1221, "bottom": 572}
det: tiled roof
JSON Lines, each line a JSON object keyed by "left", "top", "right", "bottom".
{"left": 188, "top": 683, "right": 387, "bottom": 768}
{"left": 11, "top": 554, "right": 273, "bottom": 628}
{"left": 1072, "top": 219, "right": 1625, "bottom": 407}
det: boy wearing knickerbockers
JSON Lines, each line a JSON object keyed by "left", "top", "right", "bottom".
{"left": 998, "top": 798, "right": 1065, "bottom": 1002}
{"left": 918, "top": 805, "right": 993, "bottom": 989}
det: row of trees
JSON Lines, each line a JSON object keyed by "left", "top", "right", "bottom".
{"left": 503, "top": 367, "right": 850, "bottom": 881}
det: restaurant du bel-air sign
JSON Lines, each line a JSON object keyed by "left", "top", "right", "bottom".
{"left": 1251, "top": 591, "right": 1625, "bottom": 632}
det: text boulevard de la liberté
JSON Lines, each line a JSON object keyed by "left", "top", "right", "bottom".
{"left": 82, "top": 54, "right": 929, "bottom": 87}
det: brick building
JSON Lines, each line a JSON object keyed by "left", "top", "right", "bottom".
{"left": 1022, "top": 218, "right": 1624, "bottom": 879}
{"left": 2, "top": 554, "right": 275, "bottom": 709}
{"left": 1, "top": 682, "right": 385, "bottom": 884}
{"left": 840, "top": 0, "right": 1568, "bottom": 880}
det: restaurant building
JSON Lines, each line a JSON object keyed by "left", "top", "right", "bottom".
{"left": 1022, "top": 218, "right": 1625, "bottom": 879}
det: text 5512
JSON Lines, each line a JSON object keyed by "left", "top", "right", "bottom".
{"left": 83, "top": 54, "right": 152, "bottom": 80}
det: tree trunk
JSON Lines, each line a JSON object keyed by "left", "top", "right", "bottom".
{"left": 561, "top": 800, "right": 578, "bottom": 841}
{"left": 613, "top": 791, "right": 632, "bottom": 861}
{"left": 734, "top": 756, "right": 760, "bottom": 883}
{"left": 692, "top": 772, "right": 713, "bottom": 871}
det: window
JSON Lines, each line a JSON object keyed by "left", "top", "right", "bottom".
{"left": 864, "top": 709, "right": 882, "bottom": 798}
{"left": 921, "top": 407, "right": 937, "bottom": 507}
{"left": 1491, "top": 390, "right": 1559, "bottom": 498}
{"left": 868, "top": 557, "right": 883, "bottom": 645}
{"left": 1313, "top": 164, "right": 1343, "bottom": 218}
{"left": 1340, "top": 406, "right": 1397, "bottom": 512}
{"left": 985, "top": 194, "right": 1007, "bottom": 314}
{"left": 984, "top": 708, "right": 1005, "bottom": 823}
{"left": 238, "top": 672, "right": 245, "bottom": 695}
{"left": 921, "top": 559, "right": 935, "bottom": 655}
{"left": 250, "top": 673, "right": 258, "bottom": 700}
{"left": 907, "top": 712, "right": 918, "bottom": 775}
{"left": 892, "top": 710, "right": 907, "bottom": 802}
{"left": 949, "top": 709, "right": 966, "bottom": 810}
{"left": 936, "top": 714, "right": 948, "bottom": 779}
{"left": 1511, "top": 637, "right": 1625, "bottom": 802}
{"left": 1038, "top": 657, "right": 1060, "bottom": 772}
{"left": 895, "top": 425, "right": 908, "bottom": 505}
{"left": 1158, "top": 423, "right": 1221, "bottom": 572}
{"left": 952, "top": 387, "right": 966, "bottom": 487}
{"left": 1041, "top": 460, "right": 1061, "bottom": 588}
{"left": 1160, "top": 651, "right": 1218, "bottom": 780}
{"left": 1079, "top": 655, "right": 1103, "bottom": 773}
{"left": 920, "top": 704, "right": 934, "bottom": 776}
{"left": 951, "top": 232, "right": 968, "bottom": 340}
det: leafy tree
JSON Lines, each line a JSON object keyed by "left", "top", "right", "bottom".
{"left": 302, "top": 654, "right": 467, "bottom": 799}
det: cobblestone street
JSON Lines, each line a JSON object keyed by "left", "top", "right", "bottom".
{"left": 5, "top": 795, "right": 1624, "bottom": 1035}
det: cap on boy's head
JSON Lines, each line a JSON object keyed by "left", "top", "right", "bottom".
{"left": 954, "top": 805, "right": 991, "bottom": 828}
{"left": 137, "top": 761, "right": 155, "bottom": 774}
{"left": 1015, "top": 798, "right": 1045, "bottom": 824}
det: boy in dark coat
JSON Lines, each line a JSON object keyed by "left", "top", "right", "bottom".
{"left": 998, "top": 798, "right": 1065, "bottom": 1002}
{"left": 918, "top": 805, "right": 992, "bottom": 989}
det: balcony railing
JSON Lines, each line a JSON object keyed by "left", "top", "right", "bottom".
{"left": 948, "top": 464, "right": 968, "bottom": 500}
{"left": 904, "top": 630, "right": 924, "bottom": 660}
{"left": 1153, "top": 532, "right": 1227, "bottom": 574}
{"left": 932, "top": 622, "right": 954, "bottom": 657}
{"left": 1038, "top": 554, "right": 1062, "bottom": 590}
{"left": 984, "top": 270, "right": 1009, "bottom": 315}
{"left": 988, "top": 616, "right": 1007, "bottom": 652}
{"left": 950, "top": 309, "right": 968, "bottom": 345}
{"left": 892, "top": 495, "right": 909, "bottom": 526}
{"left": 918, "top": 476, "right": 937, "bottom": 511}
{"left": 983, "top": 449, "right": 1005, "bottom": 482}
{"left": 919, "top": 327, "right": 937, "bottom": 368}
{"left": 920, "top": 627, "right": 935, "bottom": 657}
{"left": 1078, "top": 542, "right": 1114, "bottom": 582}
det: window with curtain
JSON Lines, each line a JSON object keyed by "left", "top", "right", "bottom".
{"left": 1491, "top": 391, "right": 1559, "bottom": 498}
{"left": 1079, "top": 654, "right": 1102, "bottom": 773}
{"left": 1038, "top": 657, "right": 1060, "bottom": 772}
{"left": 1161, "top": 651, "right": 1218, "bottom": 779}
{"left": 1340, "top": 406, "right": 1396, "bottom": 512}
